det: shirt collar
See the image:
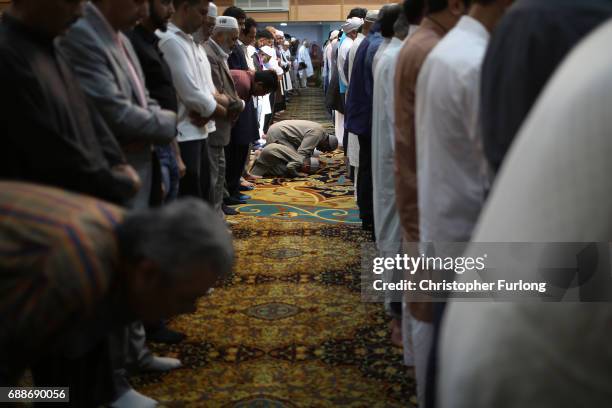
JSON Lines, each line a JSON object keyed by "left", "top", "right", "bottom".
{"left": 210, "top": 38, "right": 229, "bottom": 59}
{"left": 167, "top": 22, "right": 193, "bottom": 42}
{"left": 89, "top": 2, "right": 119, "bottom": 42}
{"left": 134, "top": 24, "right": 159, "bottom": 45}
{"left": 456, "top": 15, "right": 490, "bottom": 42}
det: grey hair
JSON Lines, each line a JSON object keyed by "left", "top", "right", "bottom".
{"left": 117, "top": 198, "right": 234, "bottom": 281}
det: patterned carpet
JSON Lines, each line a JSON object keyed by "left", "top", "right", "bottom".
{"left": 133, "top": 88, "right": 417, "bottom": 407}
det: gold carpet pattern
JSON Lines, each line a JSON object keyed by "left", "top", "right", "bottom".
{"left": 134, "top": 88, "right": 417, "bottom": 407}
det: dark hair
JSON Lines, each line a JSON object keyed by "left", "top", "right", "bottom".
{"left": 380, "top": 4, "right": 402, "bottom": 38}
{"left": 256, "top": 29, "right": 274, "bottom": 40}
{"left": 347, "top": 7, "right": 368, "bottom": 19}
{"left": 244, "top": 17, "right": 257, "bottom": 34}
{"left": 403, "top": 0, "right": 426, "bottom": 24}
{"left": 427, "top": 0, "right": 471, "bottom": 14}
{"left": 223, "top": 5, "right": 247, "bottom": 20}
{"left": 255, "top": 70, "right": 279, "bottom": 92}
{"left": 172, "top": 0, "right": 201, "bottom": 8}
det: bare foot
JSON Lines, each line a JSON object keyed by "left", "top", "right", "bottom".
{"left": 245, "top": 173, "right": 262, "bottom": 181}
{"left": 240, "top": 179, "right": 255, "bottom": 188}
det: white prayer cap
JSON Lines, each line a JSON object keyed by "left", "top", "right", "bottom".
{"left": 330, "top": 30, "right": 340, "bottom": 40}
{"left": 208, "top": 3, "right": 218, "bottom": 18}
{"left": 291, "top": 37, "right": 296, "bottom": 42}
{"left": 276, "top": 30, "right": 284, "bottom": 37}
{"left": 215, "top": 16, "right": 239, "bottom": 30}
{"left": 284, "top": 41, "right": 290, "bottom": 46}
{"left": 365, "top": 10, "right": 379, "bottom": 22}
{"left": 341, "top": 17, "right": 364, "bottom": 33}
{"left": 260, "top": 45, "right": 276, "bottom": 57}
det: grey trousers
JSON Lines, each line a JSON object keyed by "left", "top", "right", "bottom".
{"left": 113, "top": 149, "right": 154, "bottom": 398}
{"left": 110, "top": 322, "right": 153, "bottom": 398}
{"left": 208, "top": 144, "right": 226, "bottom": 216}
{"left": 124, "top": 148, "right": 153, "bottom": 210}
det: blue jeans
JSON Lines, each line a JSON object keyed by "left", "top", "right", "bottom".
{"left": 156, "top": 145, "right": 179, "bottom": 203}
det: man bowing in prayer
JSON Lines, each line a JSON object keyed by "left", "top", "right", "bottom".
{"left": 251, "top": 120, "right": 338, "bottom": 177}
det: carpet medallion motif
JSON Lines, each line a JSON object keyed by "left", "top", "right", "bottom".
{"left": 134, "top": 88, "right": 416, "bottom": 407}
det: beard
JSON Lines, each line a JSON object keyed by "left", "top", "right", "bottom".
{"left": 150, "top": 8, "right": 168, "bottom": 32}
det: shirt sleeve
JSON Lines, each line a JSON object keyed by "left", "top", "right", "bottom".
{"left": 159, "top": 36, "right": 217, "bottom": 118}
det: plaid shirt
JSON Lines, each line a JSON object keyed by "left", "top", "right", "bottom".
{"left": 0, "top": 182, "right": 124, "bottom": 356}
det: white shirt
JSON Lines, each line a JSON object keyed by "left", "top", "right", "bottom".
{"left": 440, "top": 19, "right": 612, "bottom": 408}
{"left": 158, "top": 23, "right": 217, "bottom": 142}
{"left": 372, "top": 37, "right": 391, "bottom": 74}
{"left": 415, "top": 16, "right": 491, "bottom": 242}
{"left": 371, "top": 35, "right": 412, "bottom": 253}
{"left": 337, "top": 36, "right": 354, "bottom": 88}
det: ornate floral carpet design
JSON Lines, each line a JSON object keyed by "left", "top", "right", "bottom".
{"left": 133, "top": 88, "right": 416, "bottom": 407}
{"left": 236, "top": 88, "right": 360, "bottom": 224}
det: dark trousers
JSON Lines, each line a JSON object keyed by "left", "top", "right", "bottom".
{"left": 178, "top": 138, "right": 212, "bottom": 203}
{"left": 263, "top": 91, "right": 276, "bottom": 133}
{"left": 225, "top": 142, "right": 251, "bottom": 198}
{"left": 357, "top": 134, "right": 374, "bottom": 228}
{"left": 425, "top": 302, "right": 447, "bottom": 408}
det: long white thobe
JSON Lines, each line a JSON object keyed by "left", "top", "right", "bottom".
{"left": 439, "top": 19, "right": 612, "bottom": 408}
{"left": 415, "top": 16, "right": 491, "bottom": 243}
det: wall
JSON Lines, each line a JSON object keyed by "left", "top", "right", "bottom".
{"left": 0, "top": 1, "right": 392, "bottom": 24}
{"left": 264, "top": 22, "right": 344, "bottom": 48}
{"left": 217, "top": 1, "right": 393, "bottom": 22}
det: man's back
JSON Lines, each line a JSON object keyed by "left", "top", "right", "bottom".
{"left": 0, "top": 182, "right": 122, "bottom": 360}
{"left": 266, "top": 120, "right": 325, "bottom": 156}
{"left": 393, "top": 18, "right": 447, "bottom": 244}
{"left": 0, "top": 14, "right": 134, "bottom": 205}
{"left": 416, "top": 16, "right": 490, "bottom": 243}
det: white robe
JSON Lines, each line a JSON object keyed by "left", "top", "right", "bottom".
{"left": 297, "top": 44, "right": 314, "bottom": 78}
{"left": 439, "top": 20, "right": 612, "bottom": 408}
{"left": 346, "top": 34, "right": 365, "bottom": 169}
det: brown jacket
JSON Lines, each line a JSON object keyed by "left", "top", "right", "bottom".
{"left": 202, "top": 40, "right": 241, "bottom": 147}
{"left": 394, "top": 18, "right": 447, "bottom": 323}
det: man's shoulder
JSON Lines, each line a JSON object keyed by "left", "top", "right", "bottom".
{"left": 157, "top": 30, "right": 184, "bottom": 50}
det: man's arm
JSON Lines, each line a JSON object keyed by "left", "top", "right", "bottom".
{"left": 297, "top": 128, "right": 324, "bottom": 158}
{"left": 159, "top": 37, "right": 219, "bottom": 118}
{"left": 59, "top": 26, "right": 176, "bottom": 147}
{"left": 0, "top": 62, "right": 138, "bottom": 205}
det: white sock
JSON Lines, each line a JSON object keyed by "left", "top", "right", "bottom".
{"left": 140, "top": 356, "right": 182, "bottom": 372}
{"left": 110, "top": 389, "right": 157, "bottom": 408}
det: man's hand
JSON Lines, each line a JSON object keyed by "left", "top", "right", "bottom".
{"left": 112, "top": 164, "right": 142, "bottom": 193}
{"left": 214, "top": 93, "right": 230, "bottom": 108}
{"left": 189, "top": 111, "right": 210, "bottom": 128}
{"left": 227, "top": 100, "right": 244, "bottom": 122}
{"left": 176, "top": 154, "right": 187, "bottom": 179}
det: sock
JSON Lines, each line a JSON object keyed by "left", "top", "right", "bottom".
{"left": 140, "top": 356, "right": 182, "bottom": 372}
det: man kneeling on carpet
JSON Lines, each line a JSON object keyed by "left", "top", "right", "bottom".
{"left": 0, "top": 182, "right": 234, "bottom": 407}
{"left": 251, "top": 120, "right": 338, "bottom": 177}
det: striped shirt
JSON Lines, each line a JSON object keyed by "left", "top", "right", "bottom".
{"left": 0, "top": 182, "right": 124, "bottom": 356}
